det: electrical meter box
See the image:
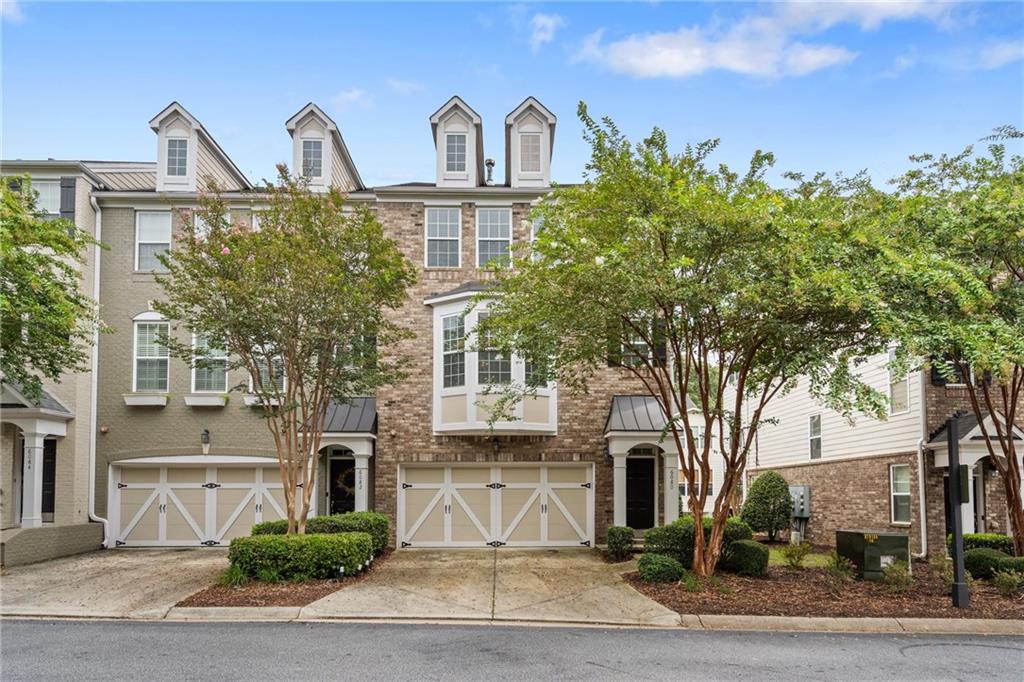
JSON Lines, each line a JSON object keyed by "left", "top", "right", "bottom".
{"left": 836, "top": 530, "right": 910, "bottom": 580}
{"left": 789, "top": 485, "right": 811, "bottom": 519}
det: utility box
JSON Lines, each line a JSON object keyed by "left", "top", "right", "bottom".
{"left": 836, "top": 530, "right": 910, "bottom": 581}
{"left": 789, "top": 485, "right": 811, "bottom": 519}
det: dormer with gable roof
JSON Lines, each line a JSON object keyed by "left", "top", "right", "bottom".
{"left": 286, "top": 103, "right": 364, "bottom": 193}
{"left": 149, "top": 102, "right": 251, "bottom": 193}
{"left": 430, "top": 96, "right": 484, "bottom": 188}
{"left": 505, "top": 97, "right": 556, "bottom": 188}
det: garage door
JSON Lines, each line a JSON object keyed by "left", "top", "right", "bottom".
{"left": 114, "top": 464, "right": 286, "bottom": 547}
{"left": 398, "top": 464, "right": 593, "bottom": 548}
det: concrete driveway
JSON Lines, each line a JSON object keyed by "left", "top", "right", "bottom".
{"left": 1, "top": 549, "right": 226, "bottom": 619}
{"left": 302, "top": 549, "right": 679, "bottom": 626}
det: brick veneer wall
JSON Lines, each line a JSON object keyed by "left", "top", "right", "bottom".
{"left": 373, "top": 199, "right": 652, "bottom": 544}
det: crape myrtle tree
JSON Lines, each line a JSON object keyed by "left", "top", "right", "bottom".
{"left": 1, "top": 176, "right": 100, "bottom": 401}
{"left": 477, "top": 104, "right": 901, "bottom": 576}
{"left": 155, "top": 167, "right": 416, "bottom": 533}
{"left": 890, "top": 129, "right": 1024, "bottom": 555}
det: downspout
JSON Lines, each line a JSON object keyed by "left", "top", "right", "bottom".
{"left": 88, "top": 194, "right": 109, "bottom": 546}
{"left": 914, "top": 368, "right": 928, "bottom": 559}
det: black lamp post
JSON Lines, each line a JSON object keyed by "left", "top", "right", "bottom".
{"left": 946, "top": 415, "right": 970, "bottom": 608}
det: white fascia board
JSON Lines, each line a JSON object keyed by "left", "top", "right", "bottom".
{"left": 115, "top": 455, "right": 278, "bottom": 466}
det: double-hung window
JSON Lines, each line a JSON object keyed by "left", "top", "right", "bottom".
{"left": 442, "top": 315, "right": 466, "bottom": 388}
{"left": 890, "top": 464, "right": 911, "bottom": 524}
{"left": 192, "top": 334, "right": 228, "bottom": 392}
{"left": 134, "top": 321, "right": 169, "bottom": 392}
{"left": 426, "top": 207, "right": 460, "bottom": 267}
{"left": 476, "top": 313, "right": 510, "bottom": 385}
{"left": 302, "top": 139, "right": 323, "bottom": 178}
{"left": 808, "top": 414, "right": 822, "bottom": 460}
{"left": 476, "top": 208, "right": 511, "bottom": 268}
{"left": 445, "top": 134, "right": 466, "bottom": 172}
{"left": 520, "top": 133, "right": 541, "bottom": 173}
{"left": 31, "top": 180, "right": 61, "bottom": 214}
{"left": 136, "top": 212, "right": 172, "bottom": 271}
{"left": 888, "top": 349, "right": 910, "bottom": 415}
{"left": 251, "top": 356, "right": 285, "bottom": 393}
{"left": 167, "top": 139, "right": 188, "bottom": 177}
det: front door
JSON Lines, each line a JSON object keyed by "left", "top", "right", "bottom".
{"left": 329, "top": 458, "right": 355, "bottom": 514}
{"left": 626, "top": 458, "right": 656, "bottom": 529}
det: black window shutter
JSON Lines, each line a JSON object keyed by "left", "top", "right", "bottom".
{"left": 59, "top": 176, "right": 76, "bottom": 221}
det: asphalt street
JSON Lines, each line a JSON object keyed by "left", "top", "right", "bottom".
{"left": 2, "top": 619, "right": 1021, "bottom": 681}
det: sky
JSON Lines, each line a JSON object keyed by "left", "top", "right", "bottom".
{"left": 2, "top": 1, "right": 1022, "bottom": 188}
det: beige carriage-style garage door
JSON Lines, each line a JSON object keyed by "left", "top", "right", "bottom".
{"left": 398, "top": 463, "right": 594, "bottom": 548}
{"left": 113, "top": 461, "right": 286, "bottom": 547}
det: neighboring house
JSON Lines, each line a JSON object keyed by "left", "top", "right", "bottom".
{"left": 1, "top": 162, "right": 106, "bottom": 566}
{"left": 4, "top": 96, "right": 731, "bottom": 557}
{"left": 743, "top": 350, "right": 1024, "bottom": 556}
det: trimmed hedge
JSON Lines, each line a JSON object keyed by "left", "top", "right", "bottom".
{"left": 964, "top": 547, "right": 1010, "bottom": 580}
{"left": 948, "top": 533, "right": 1015, "bottom": 556}
{"left": 637, "top": 553, "right": 685, "bottom": 583}
{"left": 998, "top": 556, "right": 1024, "bottom": 574}
{"left": 740, "top": 471, "right": 793, "bottom": 542}
{"left": 720, "top": 540, "right": 769, "bottom": 577}
{"left": 252, "top": 512, "right": 389, "bottom": 555}
{"left": 606, "top": 526, "right": 634, "bottom": 561}
{"left": 228, "top": 532, "right": 373, "bottom": 581}
{"left": 643, "top": 515, "right": 753, "bottom": 567}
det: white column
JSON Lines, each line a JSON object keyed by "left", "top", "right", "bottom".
{"left": 612, "top": 452, "right": 628, "bottom": 527}
{"left": 353, "top": 453, "right": 371, "bottom": 512}
{"left": 662, "top": 451, "right": 680, "bottom": 525}
{"left": 20, "top": 432, "right": 46, "bottom": 529}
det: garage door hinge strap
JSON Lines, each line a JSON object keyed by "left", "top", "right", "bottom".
{"left": 401, "top": 541, "right": 411, "bottom": 548}
{"left": 580, "top": 540, "right": 591, "bottom": 547}
{"left": 402, "top": 483, "right": 412, "bottom": 489}
{"left": 580, "top": 482, "right": 592, "bottom": 488}
{"left": 115, "top": 540, "right": 126, "bottom": 546}
{"left": 201, "top": 482, "right": 221, "bottom": 489}
{"left": 201, "top": 540, "right": 220, "bottom": 546}
{"left": 486, "top": 483, "right": 506, "bottom": 489}
{"left": 487, "top": 541, "right": 507, "bottom": 547}
{"left": 117, "top": 483, "right": 127, "bottom": 488}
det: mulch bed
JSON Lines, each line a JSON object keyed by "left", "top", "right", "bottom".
{"left": 177, "top": 552, "right": 389, "bottom": 608}
{"left": 626, "top": 561, "right": 1024, "bottom": 620}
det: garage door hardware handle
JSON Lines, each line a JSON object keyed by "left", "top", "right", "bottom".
{"left": 201, "top": 540, "right": 220, "bottom": 546}
{"left": 201, "top": 482, "right": 221, "bottom": 489}
{"left": 117, "top": 483, "right": 128, "bottom": 489}
{"left": 486, "top": 483, "right": 507, "bottom": 489}
{"left": 541, "top": 503, "right": 547, "bottom": 513}
{"left": 255, "top": 503, "right": 263, "bottom": 513}
{"left": 402, "top": 483, "right": 412, "bottom": 489}
{"left": 580, "top": 482, "right": 592, "bottom": 489}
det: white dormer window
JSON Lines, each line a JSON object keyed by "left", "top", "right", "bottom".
{"left": 476, "top": 208, "right": 511, "bottom": 268}
{"left": 302, "top": 140, "right": 323, "bottom": 178}
{"left": 167, "top": 139, "right": 188, "bottom": 177}
{"left": 520, "top": 134, "right": 541, "bottom": 173}
{"left": 446, "top": 134, "right": 467, "bottom": 172}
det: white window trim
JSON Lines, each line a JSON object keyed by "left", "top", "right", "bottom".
{"left": 519, "top": 133, "right": 542, "bottom": 174}
{"left": 133, "top": 317, "right": 170, "bottom": 393}
{"left": 887, "top": 349, "right": 910, "bottom": 416}
{"left": 475, "top": 207, "right": 513, "bottom": 269}
{"left": 166, "top": 137, "right": 189, "bottom": 177}
{"left": 191, "top": 333, "right": 228, "bottom": 394}
{"left": 889, "top": 464, "right": 912, "bottom": 525}
{"left": 301, "top": 138, "right": 324, "bottom": 179}
{"left": 247, "top": 356, "right": 286, "bottom": 393}
{"left": 30, "top": 179, "right": 61, "bottom": 215}
{"left": 424, "top": 207, "right": 462, "bottom": 269}
{"left": 445, "top": 133, "right": 467, "bottom": 174}
{"left": 135, "top": 211, "right": 172, "bottom": 272}
{"left": 441, "top": 313, "right": 466, "bottom": 391}
{"left": 808, "top": 414, "right": 822, "bottom": 460}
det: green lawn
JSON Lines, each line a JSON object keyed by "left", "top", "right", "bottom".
{"left": 768, "top": 547, "right": 831, "bottom": 568}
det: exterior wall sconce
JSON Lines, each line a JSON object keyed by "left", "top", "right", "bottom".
{"left": 201, "top": 429, "right": 211, "bottom": 455}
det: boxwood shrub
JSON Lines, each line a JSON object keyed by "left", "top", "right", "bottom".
{"left": 252, "top": 512, "right": 389, "bottom": 555}
{"left": 606, "top": 526, "right": 634, "bottom": 561}
{"left": 963, "top": 547, "right": 1011, "bottom": 580}
{"left": 719, "top": 539, "right": 769, "bottom": 577}
{"left": 637, "top": 553, "right": 685, "bottom": 583}
{"left": 228, "top": 532, "right": 373, "bottom": 581}
{"left": 998, "top": 556, "right": 1024, "bottom": 574}
{"left": 643, "top": 515, "right": 753, "bottom": 567}
{"left": 948, "top": 532, "right": 1015, "bottom": 555}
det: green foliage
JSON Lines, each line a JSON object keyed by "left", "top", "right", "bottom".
{"left": 256, "top": 567, "right": 283, "bottom": 584}
{"left": 217, "top": 564, "right": 250, "bottom": 587}
{"left": 999, "top": 556, "right": 1024, "bottom": 573}
{"left": 228, "top": 532, "right": 373, "bottom": 581}
{"left": 928, "top": 555, "right": 976, "bottom": 590}
{"left": 825, "top": 551, "right": 856, "bottom": 594}
{"left": 1, "top": 175, "right": 102, "bottom": 400}
{"left": 719, "top": 540, "right": 769, "bottom": 577}
{"left": 252, "top": 512, "right": 390, "bottom": 555}
{"left": 606, "top": 526, "right": 634, "bottom": 560}
{"left": 948, "top": 533, "right": 1015, "bottom": 555}
{"left": 637, "top": 553, "right": 685, "bottom": 583}
{"left": 780, "top": 541, "right": 813, "bottom": 569}
{"left": 992, "top": 570, "right": 1024, "bottom": 598}
{"left": 740, "top": 472, "right": 793, "bottom": 541}
{"left": 881, "top": 560, "right": 913, "bottom": 594}
{"left": 963, "top": 547, "right": 1011, "bottom": 580}
{"left": 643, "top": 515, "right": 752, "bottom": 568}
{"left": 154, "top": 170, "right": 416, "bottom": 532}
{"left": 680, "top": 571, "right": 702, "bottom": 592}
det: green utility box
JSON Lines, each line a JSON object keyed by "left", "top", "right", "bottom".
{"left": 835, "top": 530, "right": 910, "bottom": 581}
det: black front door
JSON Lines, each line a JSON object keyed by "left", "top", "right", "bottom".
{"left": 41, "top": 440, "right": 56, "bottom": 517}
{"left": 329, "top": 459, "right": 355, "bottom": 514}
{"left": 626, "top": 458, "right": 656, "bottom": 529}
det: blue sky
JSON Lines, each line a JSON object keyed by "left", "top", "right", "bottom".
{"left": 2, "top": 1, "right": 1022, "bottom": 187}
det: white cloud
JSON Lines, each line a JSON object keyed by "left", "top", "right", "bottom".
{"left": 1, "top": 0, "right": 24, "bottom": 23}
{"left": 574, "top": 1, "right": 954, "bottom": 79}
{"left": 530, "top": 13, "right": 566, "bottom": 53}
{"left": 881, "top": 50, "right": 919, "bottom": 78}
{"left": 330, "top": 88, "right": 371, "bottom": 112}
{"left": 978, "top": 40, "right": 1024, "bottom": 70}
{"left": 386, "top": 78, "right": 424, "bottom": 95}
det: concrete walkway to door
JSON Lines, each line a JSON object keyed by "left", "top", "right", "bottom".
{"left": 302, "top": 548, "right": 679, "bottom": 626}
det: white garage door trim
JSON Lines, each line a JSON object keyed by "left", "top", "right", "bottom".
{"left": 111, "top": 456, "right": 293, "bottom": 547}
{"left": 397, "top": 463, "right": 594, "bottom": 548}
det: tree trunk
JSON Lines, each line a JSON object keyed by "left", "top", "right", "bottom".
{"left": 1003, "top": 473, "right": 1024, "bottom": 556}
